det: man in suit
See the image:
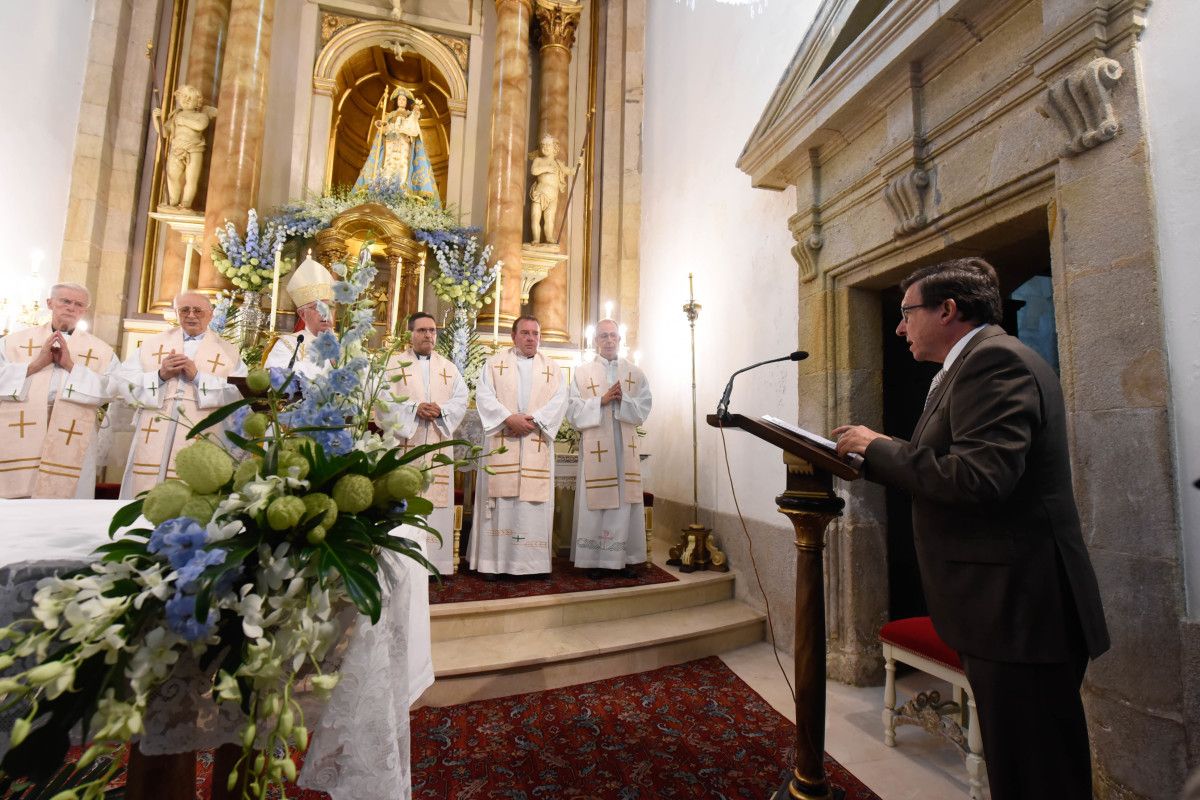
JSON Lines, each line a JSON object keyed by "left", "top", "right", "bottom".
{"left": 833, "top": 257, "right": 1108, "bottom": 800}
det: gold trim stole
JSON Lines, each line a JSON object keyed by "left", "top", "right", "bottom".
{"left": 486, "top": 350, "right": 560, "bottom": 503}
{"left": 575, "top": 359, "right": 644, "bottom": 510}
{"left": 389, "top": 350, "right": 459, "bottom": 508}
{"left": 0, "top": 324, "right": 114, "bottom": 498}
{"left": 126, "top": 329, "right": 239, "bottom": 496}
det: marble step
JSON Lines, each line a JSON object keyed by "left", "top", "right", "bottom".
{"left": 430, "top": 569, "right": 736, "bottom": 642}
{"left": 419, "top": 598, "right": 766, "bottom": 707}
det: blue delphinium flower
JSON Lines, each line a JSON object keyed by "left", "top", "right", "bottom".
{"left": 332, "top": 281, "right": 358, "bottom": 304}
{"left": 176, "top": 547, "right": 228, "bottom": 593}
{"left": 331, "top": 261, "right": 348, "bottom": 278}
{"left": 229, "top": 405, "right": 251, "bottom": 436}
{"left": 162, "top": 519, "right": 210, "bottom": 569}
{"left": 268, "top": 367, "right": 291, "bottom": 392}
{"left": 165, "top": 592, "right": 218, "bottom": 641}
{"left": 311, "top": 330, "right": 341, "bottom": 363}
{"left": 327, "top": 368, "right": 358, "bottom": 396}
{"left": 149, "top": 517, "right": 199, "bottom": 557}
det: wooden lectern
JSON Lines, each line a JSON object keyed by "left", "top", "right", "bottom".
{"left": 706, "top": 413, "right": 860, "bottom": 800}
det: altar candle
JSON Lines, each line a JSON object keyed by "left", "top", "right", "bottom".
{"left": 604, "top": 299, "right": 613, "bottom": 320}
{"left": 390, "top": 257, "right": 404, "bottom": 335}
{"left": 585, "top": 324, "right": 594, "bottom": 350}
{"left": 417, "top": 252, "right": 427, "bottom": 310}
{"left": 269, "top": 246, "right": 282, "bottom": 332}
{"left": 180, "top": 244, "right": 193, "bottom": 295}
{"left": 492, "top": 264, "right": 502, "bottom": 345}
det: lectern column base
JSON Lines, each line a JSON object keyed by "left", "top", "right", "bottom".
{"left": 772, "top": 769, "right": 845, "bottom": 800}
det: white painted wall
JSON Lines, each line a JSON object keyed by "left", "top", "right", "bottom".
{"left": 0, "top": 0, "right": 95, "bottom": 295}
{"left": 1141, "top": 3, "right": 1200, "bottom": 616}
{"left": 640, "top": 1, "right": 820, "bottom": 525}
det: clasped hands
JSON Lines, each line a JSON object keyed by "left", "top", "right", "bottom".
{"left": 158, "top": 351, "right": 198, "bottom": 382}
{"left": 504, "top": 413, "right": 539, "bottom": 437}
{"left": 600, "top": 381, "right": 622, "bottom": 406}
{"left": 28, "top": 331, "right": 75, "bottom": 374}
{"left": 416, "top": 402, "right": 442, "bottom": 421}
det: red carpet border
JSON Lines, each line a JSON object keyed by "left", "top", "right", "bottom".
{"left": 430, "top": 558, "right": 678, "bottom": 604}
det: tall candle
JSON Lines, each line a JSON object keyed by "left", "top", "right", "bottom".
{"left": 417, "top": 252, "right": 427, "bottom": 310}
{"left": 492, "top": 264, "right": 502, "bottom": 345}
{"left": 390, "top": 257, "right": 404, "bottom": 335}
{"left": 180, "top": 236, "right": 194, "bottom": 295}
{"left": 269, "top": 246, "right": 282, "bottom": 332}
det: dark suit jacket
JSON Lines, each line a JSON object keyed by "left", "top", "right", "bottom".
{"left": 865, "top": 325, "right": 1109, "bottom": 663}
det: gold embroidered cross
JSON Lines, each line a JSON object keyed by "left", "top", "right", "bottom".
{"left": 152, "top": 344, "right": 169, "bottom": 364}
{"left": 628, "top": 439, "right": 638, "bottom": 455}
{"left": 585, "top": 378, "right": 600, "bottom": 397}
{"left": 534, "top": 434, "right": 545, "bottom": 453}
{"left": 19, "top": 339, "right": 36, "bottom": 358}
{"left": 206, "top": 353, "right": 226, "bottom": 372}
{"left": 8, "top": 410, "right": 35, "bottom": 438}
{"left": 624, "top": 373, "right": 636, "bottom": 392}
{"left": 140, "top": 418, "right": 161, "bottom": 444}
{"left": 80, "top": 348, "right": 99, "bottom": 368}
{"left": 495, "top": 361, "right": 508, "bottom": 376}
{"left": 439, "top": 368, "right": 453, "bottom": 386}
{"left": 59, "top": 419, "right": 83, "bottom": 446}
{"left": 590, "top": 442, "right": 608, "bottom": 463}
{"left": 542, "top": 365, "right": 555, "bottom": 384}
{"left": 397, "top": 366, "right": 411, "bottom": 383}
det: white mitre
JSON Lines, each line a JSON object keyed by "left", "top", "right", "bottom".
{"left": 286, "top": 255, "right": 335, "bottom": 307}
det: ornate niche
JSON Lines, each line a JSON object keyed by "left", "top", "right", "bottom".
{"left": 315, "top": 203, "right": 427, "bottom": 336}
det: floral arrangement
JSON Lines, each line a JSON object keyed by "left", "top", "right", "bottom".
{"left": 0, "top": 242, "right": 475, "bottom": 799}
{"left": 275, "top": 179, "right": 460, "bottom": 241}
{"left": 212, "top": 209, "right": 294, "bottom": 291}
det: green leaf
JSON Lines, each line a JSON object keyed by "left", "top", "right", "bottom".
{"left": 187, "top": 398, "right": 253, "bottom": 439}
{"left": 403, "top": 496, "right": 434, "bottom": 517}
{"left": 108, "top": 499, "right": 145, "bottom": 538}
{"left": 317, "top": 541, "right": 382, "bottom": 622}
{"left": 94, "top": 541, "right": 151, "bottom": 562}
{"left": 224, "top": 430, "right": 266, "bottom": 457}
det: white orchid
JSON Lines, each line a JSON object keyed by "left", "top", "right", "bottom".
{"left": 91, "top": 688, "right": 143, "bottom": 740}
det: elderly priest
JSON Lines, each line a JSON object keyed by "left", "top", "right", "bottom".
{"left": 264, "top": 255, "right": 338, "bottom": 379}
{"left": 566, "top": 319, "right": 652, "bottom": 577}
{"left": 468, "top": 315, "right": 568, "bottom": 577}
{"left": 0, "top": 282, "right": 118, "bottom": 498}
{"left": 114, "top": 291, "right": 245, "bottom": 499}
{"left": 379, "top": 312, "right": 469, "bottom": 575}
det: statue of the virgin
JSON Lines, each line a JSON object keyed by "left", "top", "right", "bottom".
{"left": 354, "top": 85, "right": 440, "bottom": 203}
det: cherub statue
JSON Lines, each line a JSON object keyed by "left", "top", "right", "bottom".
{"left": 528, "top": 134, "right": 581, "bottom": 245}
{"left": 152, "top": 85, "right": 218, "bottom": 211}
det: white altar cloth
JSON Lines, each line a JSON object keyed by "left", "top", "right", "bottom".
{"left": 0, "top": 499, "right": 433, "bottom": 800}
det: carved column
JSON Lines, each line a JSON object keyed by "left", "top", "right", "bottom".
{"left": 528, "top": 0, "right": 583, "bottom": 342}
{"left": 154, "top": 0, "right": 232, "bottom": 312}
{"left": 481, "top": 0, "right": 534, "bottom": 335}
{"left": 198, "top": 0, "right": 277, "bottom": 292}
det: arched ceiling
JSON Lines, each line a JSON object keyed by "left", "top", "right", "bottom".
{"left": 329, "top": 46, "right": 450, "bottom": 198}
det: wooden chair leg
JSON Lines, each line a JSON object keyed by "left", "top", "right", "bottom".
{"left": 882, "top": 645, "right": 897, "bottom": 747}
{"left": 965, "top": 692, "right": 985, "bottom": 800}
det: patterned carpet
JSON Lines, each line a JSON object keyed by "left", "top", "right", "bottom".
{"left": 41, "top": 658, "right": 880, "bottom": 800}
{"left": 429, "top": 557, "right": 678, "bottom": 604}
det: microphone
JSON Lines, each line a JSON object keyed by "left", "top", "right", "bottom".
{"left": 286, "top": 334, "right": 306, "bottom": 370}
{"left": 715, "top": 350, "right": 808, "bottom": 421}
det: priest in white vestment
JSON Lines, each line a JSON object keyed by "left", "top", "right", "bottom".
{"left": 378, "top": 312, "right": 469, "bottom": 575}
{"left": 469, "top": 315, "right": 568, "bottom": 576}
{"left": 264, "top": 255, "right": 337, "bottom": 380}
{"left": 567, "top": 319, "right": 652, "bottom": 575}
{"left": 0, "top": 282, "right": 119, "bottom": 498}
{"left": 114, "top": 292, "right": 246, "bottom": 498}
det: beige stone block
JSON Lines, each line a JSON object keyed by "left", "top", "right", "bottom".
{"left": 1055, "top": 154, "right": 1155, "bottom": 277}
{"left": 76, "top": 101, "right": 111, "bottom": 139}
{"left": 88, "top": 21, "right": 120, "bottom": 69}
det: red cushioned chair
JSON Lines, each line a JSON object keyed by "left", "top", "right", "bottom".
{"left": 880, "top": 616, "right": 984, "bottom": 799}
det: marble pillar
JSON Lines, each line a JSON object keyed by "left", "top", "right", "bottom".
{"left": 198, "top": 0, "right": 276, "bottom": 292}
{"left": 154, "top": 0, "right": 231, "bottom": 313}
{"left": 529, "top": 0, "right": 583, "bottom": 343}
{"left": 482, "top": 0, "right": 534, "bottom": 332}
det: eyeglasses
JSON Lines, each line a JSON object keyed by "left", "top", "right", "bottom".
{"left": 176, "top": 306, "right": 208, "bottom": 316}
{"left": 899, "top": 302, "right": 937, "bottom": 321}
{"left": 596, "top": 333, "right": 620, "bottom": 341}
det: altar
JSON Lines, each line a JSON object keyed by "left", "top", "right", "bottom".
{"left": 0, "top": 500, "right": 433, "bottom": 800}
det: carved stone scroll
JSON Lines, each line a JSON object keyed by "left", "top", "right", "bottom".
{"left": 883, "top": 168, "right": 930, "bottom": 236}
{"left": 1038, "top": 57, "right": 1124, "bottom": 156}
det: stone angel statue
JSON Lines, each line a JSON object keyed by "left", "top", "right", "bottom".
{"left": 528, "top": 134, "right": 581, "bottom": 245}
{"left": 353, "top": 85, "right": 440, "bottom": 203}
{"left": 152, "top": 85, "right": 218, "bottom": 211}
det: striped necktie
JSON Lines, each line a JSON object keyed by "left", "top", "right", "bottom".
{"left": 924, "top": 369, "right": 947, "bottom": 410}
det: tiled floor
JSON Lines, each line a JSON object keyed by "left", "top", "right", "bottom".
{"left": 721, "top": 641, "right": 989, "bottom": 800}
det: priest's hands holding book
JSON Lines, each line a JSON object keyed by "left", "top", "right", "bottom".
{"left": 505, "top": 413, "right": 539, "bottom": 436}
{"left": 831, "top": 424, "right": 889, "bottom": 458}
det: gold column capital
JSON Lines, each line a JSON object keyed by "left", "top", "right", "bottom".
{"left": 534, "top": 0, "right": 583, "bottom": 51}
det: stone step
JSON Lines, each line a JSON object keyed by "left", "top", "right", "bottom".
{"left": 419, "top": 598, "right": 765, "bottom": 707}
{"left": 429, "top": 569, "right": 737, "bottom": 642}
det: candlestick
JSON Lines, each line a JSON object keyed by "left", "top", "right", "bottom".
{"left": 269, "top": 246, "right": 282, "bottom": 332}
{"left": 417, "top": 251, "right": 427, "bottom": 310}
{"left": 492, "top": 265, "right": 502, "bottom": 345}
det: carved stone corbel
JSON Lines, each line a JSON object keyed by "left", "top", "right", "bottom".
{"left": 1038, "top": 57, "right": 1124, "bottom": 156}
{"left": 883, "top": 168, "right": 930, "bottom": 236}
{"left": 788, "top": 220, "right": 823, "bottom": 284}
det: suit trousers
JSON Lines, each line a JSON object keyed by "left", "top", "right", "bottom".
{"left": 961, "top": 651, "right": 1092, "bottom": 800}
